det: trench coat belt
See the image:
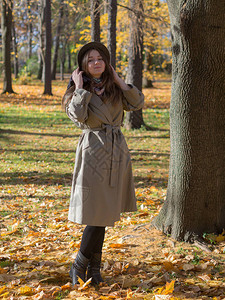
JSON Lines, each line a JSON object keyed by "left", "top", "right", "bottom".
{"left": 82, "top": 124, "right": 121, "bottom": 187}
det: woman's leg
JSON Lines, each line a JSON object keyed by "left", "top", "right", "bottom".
{"left": 85, "top": 226, "right": 106, "bottom": 284}
{"left": 70, "top": 225, "right": 105, "bottom": 285}
{"left": 80, "top": 225, "right": 105, "bottom": 258}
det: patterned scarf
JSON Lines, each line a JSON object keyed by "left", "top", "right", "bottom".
{"left": 92, "top": 78, "right": 105, "bottom": 97}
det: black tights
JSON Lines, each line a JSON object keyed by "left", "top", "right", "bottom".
{"left": 80, "top": 225, "right": 105, "bottom": 259}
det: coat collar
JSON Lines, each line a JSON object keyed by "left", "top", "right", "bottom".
{"left": 90, "top": 93, "right": 113, "bottom": 124}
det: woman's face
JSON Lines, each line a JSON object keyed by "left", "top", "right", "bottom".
{"left": 86, "top": 50, "right": 106, "bottom": 78}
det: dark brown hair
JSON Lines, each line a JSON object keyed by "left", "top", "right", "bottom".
{"left": 81, "top": 48, "right": 123, "bottom": 105}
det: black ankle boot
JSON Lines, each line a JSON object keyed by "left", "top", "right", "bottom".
{"left": 87, "top": 252, "right": 104, "bottom": 284}
{"left": 69, "top": 250, "right": 89, "bottom": 285}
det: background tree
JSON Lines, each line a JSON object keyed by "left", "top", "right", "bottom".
{"left": 12, "top": 20, "right": 19, "bottom": 79}
{"left": 125, "top": 0, "right": 144, "bottom": 129}
{"left": 1, "top": 0, "right": 14, "bottom": 93}
{"left": 43, "top": 0, "right": 52, "bottom": 95}
{"left": 153, "top": 0, "right": 225, "bottom": 241}
{"left": 51, "top": 0, "right": 64, "bottom": 80}
{"left": 91, "top": 0, "right": 101, "bottom": 42}
{"left": 107, "top": 0, "right": 117, "bottom": 68}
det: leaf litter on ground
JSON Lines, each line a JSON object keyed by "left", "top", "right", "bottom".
{"left": 0, "top": 80, "right": 225, "bottom": 299}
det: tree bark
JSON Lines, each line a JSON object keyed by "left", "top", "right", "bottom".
{"left": 143, "top": 47, "right": 153, "bottom": 88}
{"left": 107, "top": 0, "right": 117, "bottom": 68}
{"left": 152, "top": 0, "right": 225, "bottom": 241}
{"left": 12, "top": 21, "right": 19, "bottom": 79}
{"left": 51, "top": 0, "right": 64, "bottom": 80}
{"left": 1, "top": 0, "right": 14, "bottom": 93}
{"left": 27, "top": 0, "right": 33, "bottom": 59}
{"left": 43, "top": 0, "right": 52, "bottom": 95}
{"left": 91, "top": 0, "right": 101, "bottom": 42}
{"left": 38, "top": 0, "right": 45, "bottom": 81}
{"left": 125, "top": 0, "right": 144, "bottom": 129}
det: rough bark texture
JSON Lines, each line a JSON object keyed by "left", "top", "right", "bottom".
{"left": 12, "top": 21, "right": 19, "bottom": 79}
{"left": 125, "top": 0, "right": 144, "bottom": 129}
{"left": 143, "top": 47, "right": 153, "bottom": 88}
{"left": 43, "top": 0, "right": 52, "bottom": 95}
{"left": 38, "top": 0, "right": 45, "bottom": 81}
{"left": 153, "top": 0, "right": 225, "bottom": 241}
{"left": 27, "top": 0, "right": 32, "bottom": 59}
{"left": 91, "top": 0, "right": 101, "bottom": 42}
{"left": 51, "top": 0, "right": 64, "bottom": 80}
{"left": 1, "top": 0, "right": 14, "bottom": 93}
{"left": 107, "top": 0, "right": 117, "bottom": 68}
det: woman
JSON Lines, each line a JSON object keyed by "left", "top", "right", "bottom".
{"left": 62, "top": 42, "right": 144, "bottom": 286}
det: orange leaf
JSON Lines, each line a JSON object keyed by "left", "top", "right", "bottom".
{"left": 109, "top": 243, "right": 127, "bottom": 248}
{"left": 162, "top": 261, "right": 174, "bottom": 271}
{"left": 164, "top": 280, "right": 175, "bottom": 294}
{"left": 18, "top": 286, "right": 34, "bottom": 296}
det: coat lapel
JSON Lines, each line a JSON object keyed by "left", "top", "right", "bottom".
{"left": 91, "top": 94, "right": 113, "bottom": 123}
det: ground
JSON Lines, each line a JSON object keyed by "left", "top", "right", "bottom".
{"left": 0, "top": 79, "right": 225, "bottom": 300}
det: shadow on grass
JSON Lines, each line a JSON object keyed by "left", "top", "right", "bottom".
{"left": 0, "top": 129, "right": 79, "bottom": 138}
{"left": 134, "top": 175, "right": 168, "bottom": 189}
{"left": 0, "top": 171, "right": 72, "bottom": 186}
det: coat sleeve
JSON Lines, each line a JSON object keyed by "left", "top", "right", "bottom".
{"left": 65, "top": 89, "right": 92, "bottom": 124}
{"left": 122, "top": 85, "right": 144, "bottom": 111}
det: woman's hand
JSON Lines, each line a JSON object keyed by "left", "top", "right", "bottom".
{"left": 72, "top": 68, "right": 84, "bottom": 89}
{"left": 110, "top": 65, "right": 130, "bottom": 90}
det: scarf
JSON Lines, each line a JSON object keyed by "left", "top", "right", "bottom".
{"left": 92, "top": 77, "right": 105, "bottom": 97}
{"left": 66, "top": 75, "right": 105, "bottom": 98}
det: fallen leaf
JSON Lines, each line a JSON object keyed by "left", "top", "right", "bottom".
{"left": 18, "top": 285, "right": 34, "bottom": 296}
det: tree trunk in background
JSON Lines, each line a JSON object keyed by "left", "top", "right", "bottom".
{"left": 152, "top": 0, "right": 225, "bottom": 241}
{"left": 67, "top": 44, "right": 71, "bottom": 73}
{"left": 143, "top": 47, "right": 153, "bottom": 88}
{"left": 43, "top": 0, "right": 52, "bottom": 95}
{"left": 12, "top": 21, "right": 19, "bottom": 79}
{"left": 51, "top": 0, "right": 64, "bottom": 80}
{"left": 27, "top": 0, "right": 33, "bottom": 59}
{"left": 1, "top": 0, "right": 14, "bottom": 93}
{"left": 125, "top": 0, "right": 144, "bottom": 129}
{"left": 107, "top": 0, "right": 117, "bottom": 68}
{"left": 91, "top": 0, "right": 101, "bottom": 42}
{"left": 38, "top": 0, "right": 45, "bottom": 81}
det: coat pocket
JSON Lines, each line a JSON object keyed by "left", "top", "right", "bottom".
{"left": 70, "top": 185, "right": 90, "bottom": 208}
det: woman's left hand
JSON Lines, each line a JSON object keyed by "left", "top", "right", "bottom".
{"left": 110, "top": 65, "right": 130, "bottom": 90}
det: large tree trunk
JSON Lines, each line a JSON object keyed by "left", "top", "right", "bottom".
{"left": 125, "top": 0, "right": 144, "bottom": 129}
{"left": 91, "top": 0, "right": 101, "bottom": 42}
{"left": 43, "top": 0, "right": 52, "bottom": 95}
{"left": 107, "top": 0, "right": 117, "bottom": 68}
{"left": 1, "top": 0, "right": 14, "bottom": 94}
{"left": 153, "top": 0, "right": 225, "bottom": 241}
{"left": 51, "top": 0, "right": 64, "bottom": 80}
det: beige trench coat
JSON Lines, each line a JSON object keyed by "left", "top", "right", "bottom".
{"left": 64, "top": 84, "right": 144, "bottom": 226}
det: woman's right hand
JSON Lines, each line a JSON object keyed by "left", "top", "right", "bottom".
{"left": 72, "top": 68, "right": 84, "bottom": 89}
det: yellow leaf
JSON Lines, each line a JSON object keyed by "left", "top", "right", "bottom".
{"left": 78, "top": 277, "right": 92, "bottom": 291}
{"left": 0, "top": 292, "right": 9, "bottom": 298}
{"left": 154, "top": 280, "right": 175, "bottom": 295}
{"left": 18, "top": 286, "right": 34, "bottom": 296}
{"left": 216, "top": 229, "right": 225, "bottom": 243}
{"left": 0, "top": 286, "right": 6, "bottom": 295}
{"left": 164, "top": 280, "right": 175, "bottom": 294}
